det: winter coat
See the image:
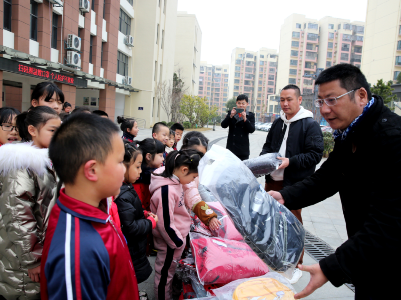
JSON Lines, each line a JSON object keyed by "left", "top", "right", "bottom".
{"left": 108, "top": 197, "right": 121, "bottom": 230}
{"left": 133, "top": 165, "right": 156, "bottom": 210}
{"left": 149, "top": 167, "right": 192, "bottom": 249}
{"left": 0, "top": 142, "right": 57, "bottom": 300}
{"left": 114, "top": 183, "right": 155, "bottom": 284}
{"left": 260, "top": 107, "right": 323, "bottom": 187}
{"left": 280, "top": 96, "right": 401, "bottom": 298}
{"left": 221, "top": 111, "right": 255, "bottom": 158}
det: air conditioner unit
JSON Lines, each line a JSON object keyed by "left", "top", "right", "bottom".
{"left": 33, "top": 0, "right": 43, "bottom": 3}
{"left": 79, "top": 0, "right": 90, "bottom": 13}
{"left": 49, "top": 0, "right": 63, "bottom": 5}
{"left": 66, "top": 51, "right": 81, "bottom": 68}
{"left": 124, "top": 35, "right": 134, "bottom": 47}
{"left": 126, "top": 76, "right": 132, "bottom": 85}
{"left": 67, "top": 34, "right": 81, "bottom": 52}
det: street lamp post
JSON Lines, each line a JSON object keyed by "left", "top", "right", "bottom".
{"left": 303, "top": 68, "right": 324, "bottom": 123}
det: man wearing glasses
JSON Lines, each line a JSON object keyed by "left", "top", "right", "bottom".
{"left": 260, "top": 84, "right": 323, "bottom": 284}
{"left": 269, "top": 64, "right": 401, "bottom": 299}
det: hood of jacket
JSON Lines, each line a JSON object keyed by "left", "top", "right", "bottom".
{"left": 0, "top": 142, "right": 51, "bottom": 177}
{"left": 149, "top": 166, "right": 180, "bottom": 195}
{"left": 280, "top": 106, "right": 313, "bottom": 125}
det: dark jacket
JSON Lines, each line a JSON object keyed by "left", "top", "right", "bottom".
{"left": 260, "top": 113, "right": 323, "bottom": 187}
{"left": 280, "top": 96, "right": 401, "bottom": 297}
{"left": 221, "top": 111, "right": 255, "bottom": 157}
{"left": 114, "top": 183, "right": 153, "bottom": 284}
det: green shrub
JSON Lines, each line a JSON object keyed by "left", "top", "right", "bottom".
{"left": 323, "top": 132, "right": 334, "bottom": 156}
{"left": 183, "top": 121, "right": 191, "bottom": 129}
{"left": 161, "top": 121, "right": 167, "bottom": 125}
{"left": 167, "top": 121, "right": 174, "bottom": 127}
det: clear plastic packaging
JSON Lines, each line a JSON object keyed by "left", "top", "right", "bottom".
{"left": 212, "top": 273, "right": 295, "bottom": 300}
{"left": 190, "top": 232, "right": 269, "bottom": 285}
{"left": 243, "top": 153, "right": 281, "bottom": 178}
{"left": 207, "top": 202, "right": 243, "bottom": 241}
{"left": 198, "top": 145, "right": 305, "bottom": 278}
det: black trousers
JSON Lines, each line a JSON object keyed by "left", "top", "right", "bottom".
{"left": 235, "top": 154, "right": 249, "bottom": 161}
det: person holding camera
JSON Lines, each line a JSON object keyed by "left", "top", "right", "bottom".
{"left": 221, "top": 94, "right": 255, "bottom": 160}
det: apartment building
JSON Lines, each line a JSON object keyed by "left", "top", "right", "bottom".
{"left": 198, "top": 61, "right": 229, "bottom": 117}
{"left": 228, "top": 47, "right": 278, "bottom": 121}
{"left": 361, "top": 0, "right": 401, "bottom": 84}
{"left": 174, "top": 12, "right": 202, "bottom": 95}
{"left": 277, "top": 14, "right": 364, "bottom": 95}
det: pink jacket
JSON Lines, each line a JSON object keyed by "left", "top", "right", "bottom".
{"left": 149, "top": 167, "right": 192, "bottom": 249}
{"left": 182, "top": 177, "right": 202, "bottom": 211}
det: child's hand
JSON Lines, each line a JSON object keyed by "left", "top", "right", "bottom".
{"left": 28, "top": 265, "right": 41, "bottom": 282}
{"left": 208, "top": 217, "right": 221, "bottom": 231}
{"left": 149, "top": 213, "right": 158, "bottom": 223}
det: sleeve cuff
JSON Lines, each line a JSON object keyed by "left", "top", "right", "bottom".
{"left": 143, "top": 210, "right": 149, "bottom": 218}
{"left": 319, "top": 254, "right": 349, "bottom": 287}
{"left": 147, "top": 216, "right": 156, "bottom": 229}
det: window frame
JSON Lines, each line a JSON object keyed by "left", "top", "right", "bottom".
{"left": 117, "top": 51, "right": 129, "bottom": 76}
{"left": 51, "top": 13, "right": 59, "bottom": 49}
{"left": 4, "top": 0, "right": 12, "bottom": 31}
{"left": 119, "top": 9, "right": 131, "bottom": 36}
{"left": 30, "top": 0, "right": 38, "bottom": 41}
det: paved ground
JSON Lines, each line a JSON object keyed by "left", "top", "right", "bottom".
{"left": 135, "top": 126, "right": 354, "bottom": 299}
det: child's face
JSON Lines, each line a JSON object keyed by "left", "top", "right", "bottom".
{"left": 97, "top": 134, "right": 126, "bottom": 198}
{"left": 32, "top": 92, "right": 63, "bottom": 114}
{"left": 174, "top": 129, "right": 183, "bottom": 143}
{"left": 127, "top": 154, "right": 142, "bottom": 183}
{"left": 0, "top": 114, "right": 20, "bottom": 145}
{"left": 128, "top": 121, "right": 139, "bottom": 137}
{"left": 153, "top": 126, "right": 169, "bottom": 145}
{"left": 167, "top": 135, "right": 175, "bottom": 148}
{"left": 30, "top": 118, "right": 61, "bottom": 149}
{"left": 148, "top": 152, "right": 164, "bottom": 168}
{"left": 64, "top": 106, "right": 72, "bottom": 113}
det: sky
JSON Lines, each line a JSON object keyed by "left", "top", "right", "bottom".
{"left": 177, "top": 0, "right": 368, "bottom": 65}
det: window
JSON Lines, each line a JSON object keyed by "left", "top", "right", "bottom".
{"left": 199, "top": 87, "right": 203, "bottom": 91}
{"left": 398, "top": 41, "right": 401, "bottom": 51}
{"left": 101, "top": 42, "right": 104, "bottom": 68}
{"left": 161, "top": 30, "right": 164, "bottom": 49}
{"left": 260, "top": 55, "right": 264, "bottom": 58}
{"left": 268, "top": 81, "right": 274, "bottom": 86}
{"left": 328, "top": 24, "right": 334, "bottom": 29}
{"left": 207, "top": 87, "right": 211, "bottom": 90}
{"left": 307, "top": 33, "right": 318, "bottom": 41}
{"left": 234, "top": 86, "right": 239, "bottom": 90}
{"left": 224, "top": 79, "right": 228, "bottom": 82}
{"left": 258, "top": 87, "right": 262, "bottom": 91}
{"left": 199, "top": 81, "right": 203, "bottom": 86}
{"left": 268, "top": 88, "right": 274, "bottom": 93}
{"left": 215, "top": 88, "right": 220, "bottom": 92}
{"left": 341, "top": 43, "right": 350, "bottom": 52}
{"left": 343, "top": 23, "right": 351, "bottom": 30}
{"left": 119, "top": 9, "right": 131, "bottom": 35}
{"left": 235, "top": 72, "right": 240, "bottom": 77}
{"left": 306, "top": 43, "right": 314, "bottom": 50}
{"left": 308, "top": 23, "right": 318, "bottom": 30}
{"left": 289, "top": 78, "right": 296, "bottom": 84}
{"left": 328, "top": 42, "right": 333, "bottom": 49}
{"left": 164, "top": 0, "right": 167, "bottom": 13}
{"left": 292, "top": 31, "right": 300, "bottom": 38}
{"left": 260, "top": 61, "right": 265, "bottom": 65}
{"left": 259, "top": 74, "right": 263, "bottom": 78}
{"left": 290, "top": 60, "right": 297, "bottom": 66}
{"left": 245, "top": 67, "right": 253, "bottom": 73}
{"left": 259, "top": 67, "right": 263, "bottom": 72}
{"left": 295, "top": 23, "right": 301, "bottom": 29}
{"left": 92, "top": 0, "right": 95, "bottom": 10}
{"left": 89, "top": 36, "right": 94, "bottom": 64}
{"left": 355, "top": 25, "right": 364, "bottom": 34}
{"left": 292, "top": 41, "right": 299, "bottom": 47}
{"left": 244, "top": 80, "right": 252, "bottom": 86}
{"left": 156, "top": 24, "right": 159, "bottom": 44}
{"left": 291, "top": 50, "right": 298, "bottom": 57}
{"left": 246, "top": 53, "right": 254, "bottom": 58}
{"left": 289, "top": 69, "right": 297, "bottom": 75}
{"left": 269, "top": 68, "right": 275, "bottom": 73}
{"left": 269, "top": 105, "right": 273, "bottom": 112}
{"left": 356, "top": 35, "right": 363, "bottom": 41}
{"left": 354, "top": 46, "right": 362, "bottom": 53}
{"left": 305, "top": 62, "right": 312, "bottom": 69}
{"left": 235, "top": 59, "right": 241, "bottom": 64}
{"left": 328, "top": 32, "right": 334, "bottom": 39}
{"left": 117, "top": 51, "right": 129, "bottom": 76}
{"left": 234, "top": 79, "right": 240, "bottom": 84}
{"left": 395, "top": 56, "right": 401, "bottom": 65}
{"left": 327, "top": 52, "right": 332, "bottom": 58}
{"left": 246, "top": 61, "right": 254, "bottom": 66}
{"left": 340, "top": 53, "right": 349, "bottom": 61}
{"left": 235, "top": 66, "right": 241, "bottom": 71}
{"left": 51, "top": 13, "right": 58, "bottom": 49}
{"left": 30, "top": 0, "right": 38, "bottom": 41}
{"left": 154, "top": 61, "right": 158, "bottom": 80}
{"left": 394, "top": 71, "right": 400, "bottom": 80}
{"left": 342, "top": 34, "right": 351, "bottom": 41}
{"left": 268, "top": 75, "right": 274, "bottom": 80}
{"left": 4, "top": 0, "right": 12, "bottom": 31}
{"left": 103, "top": 0, "right": 106, "bottom": 17}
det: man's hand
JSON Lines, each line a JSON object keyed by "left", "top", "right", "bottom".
{"left": 240, "top": 111, "right": 247, "bottom": 121}
{"left": 28, "top": 265, "right": 41, "bottom": 283}
{"left": 230, "top": 108, "right": 237, "bottom": 118}
{"left": 208, "top": 217, "right": 221, "bottom": 231}
{"left": 294, "top": 264, "right": 328, "bottom": 299}
{"left": 277, "top": 157, "right": 289, "bottom": 170}
{"left": 268, "top": 191, "right": 285, "bottom": 205}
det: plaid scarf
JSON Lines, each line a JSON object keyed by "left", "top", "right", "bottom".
{"left": 333, "top": 97, "right": 375, "bottom": 141}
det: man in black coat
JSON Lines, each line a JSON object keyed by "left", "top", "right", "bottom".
{"left": 269, "top": 64, "right": 401, "bottom": 299}
{"left": 260, "top": 84, "right": 323, "bottom": 284}
{"left": 221, "top": 94, "right": 255, "bottom": 160}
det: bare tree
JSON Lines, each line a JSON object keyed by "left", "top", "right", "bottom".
{"left": 171, "top": 70, "right": 187, "bottom": 123}
{"left": 155, "top": 80, "right": 173, "bottom": 122}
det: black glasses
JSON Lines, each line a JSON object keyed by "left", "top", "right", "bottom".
{"left": 1, "top": 124, "right": 18, "bottom": 132}
{"left": 315, "top": 88, "right": 361, "bottom": 108}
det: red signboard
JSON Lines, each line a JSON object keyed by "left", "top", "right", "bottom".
{"left": 17, "top": 64, "right": 75, "bottom": 85}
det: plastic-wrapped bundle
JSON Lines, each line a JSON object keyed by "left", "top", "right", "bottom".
{"left": 190, "top": 232, "right": 269, "bottom": 285}
{"left": 243, "top": 153, "right": 281, "bottom": 178}
{"left": 198, "top": 145, "right": 305, "bottom": 278}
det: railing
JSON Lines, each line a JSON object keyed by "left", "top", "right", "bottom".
{"left": 120, "top": 115, "right": 146, "bottom": 129}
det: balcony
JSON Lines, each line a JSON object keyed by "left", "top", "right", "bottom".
{"left": 305, "top": 52, "right": 318, "bottom": 62}
{"left": 306, "top": 44, "right": 317, "bottom": 51}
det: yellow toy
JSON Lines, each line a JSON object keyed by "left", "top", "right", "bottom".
{"left": 233, "top": 278, "right": 295, "bottom": 300}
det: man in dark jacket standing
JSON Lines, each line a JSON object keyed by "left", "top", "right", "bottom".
{"left": 269, "top": 64, "right": 401, "bottom": 299}
{"left": 260, "top": 84, "right": 323, "bottom": 284}
{"left": 221, "top": 94, "right": 255, "bottom": 160}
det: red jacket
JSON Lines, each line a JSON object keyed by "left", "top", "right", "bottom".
{"left": 41, "top": 189, "right": 139, "bottom": 300}
{"left": 133, "top": 183, "right": 151, "bottom": 211}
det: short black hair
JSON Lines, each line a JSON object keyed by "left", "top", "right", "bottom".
{"left": 117, "top": 116, "right": 136, "bottom": 132}
{"left": 315, "top": 63, "right": 372, "bottom": 99}
{"left": 137, "top": 138, "right": 165, "bottom": 166}
{"left": 31, "top": 81, "right": 65, "bottom": 104}
{"left": 49, "top": 113, "right": 120, "bottom": 184}
{"left": 282, "top": 84, "right": 301, "bottom": 98}
{"left": 181, "top": 131, "right": 209, "bottom": 150}
{"left": 236, "top": 94, "right": 248, "bottom": 103}
{"left": 93, "top": 110, "right": 108, "bottom": 117}
{"left": 152, "top": 122, "right": 168, "bottom": 134}
{"left": 0, "top": 107, "right": 20, "bottom": 124}
{"left": 156, "top": 149, "right": 203, "bottom": 178}
{"left": 170, "top": 123, "right": 184, "bottom": 132}
{"left": 169, "top": 129, "right": 175, "bottom": 137}
{"left": 71, "top": 107, "right": 91, "bottom": 114}
{"left": 63, "top": 102, "right": 72, "bottom": 109}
